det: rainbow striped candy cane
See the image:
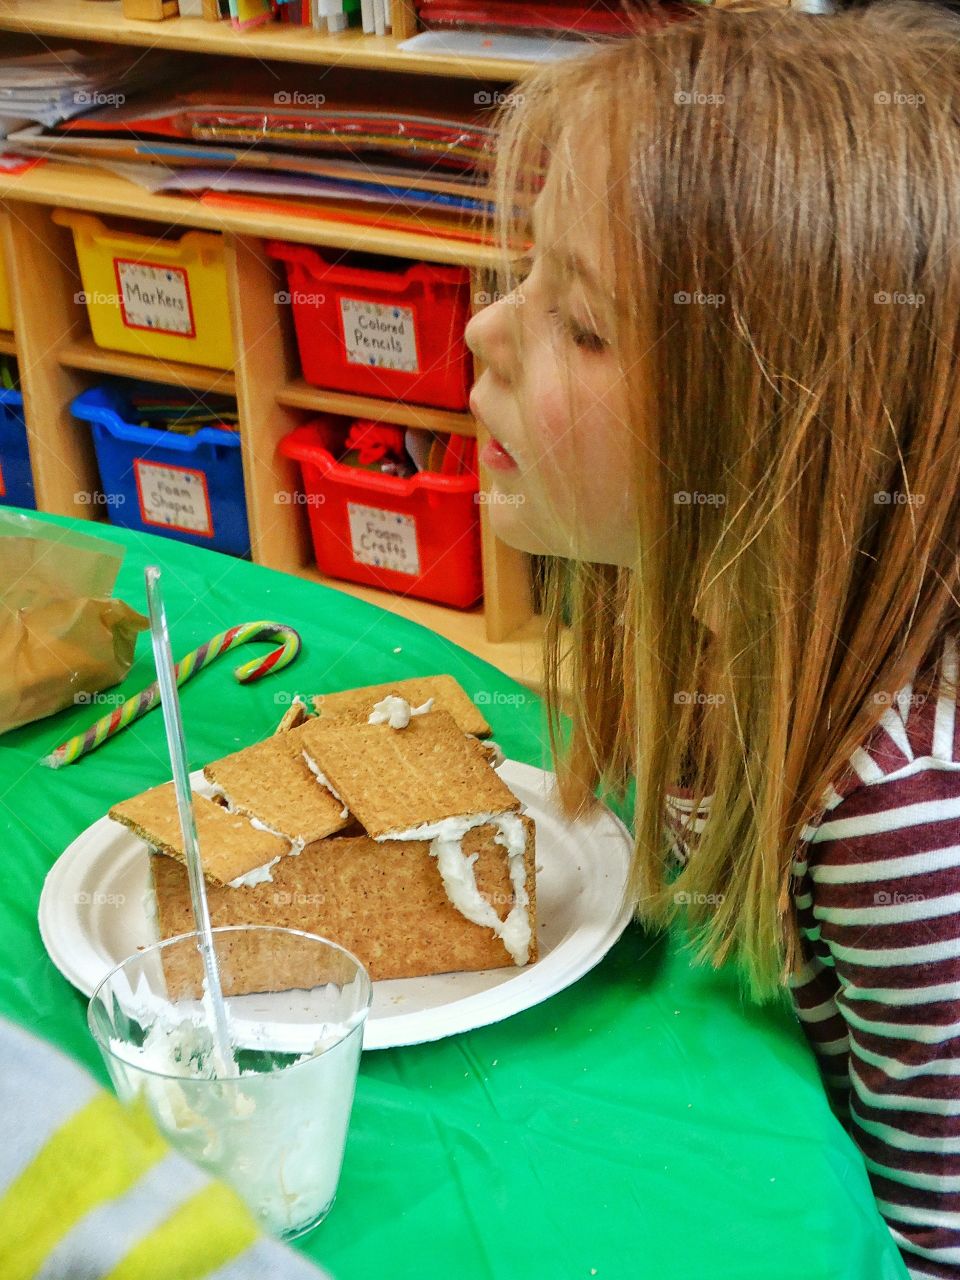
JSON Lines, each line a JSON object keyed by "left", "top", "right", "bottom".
{"left": 42, "top": 621, "right": 302, "bottom": 769}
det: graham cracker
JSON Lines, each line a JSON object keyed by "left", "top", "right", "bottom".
{"left": 151, "top": 814, "right": 538, "bottom": 994}
{"left": 299, "top": 708, "right": 519, "bottom": 839}
{"left": 312, "top": 674, "right": 491, "bottom": 737}
{"left": 203, "top": 721, "right": 350, "bottom": 844}
{"left": 274, "top": 699, "right": 310, "bottom": 734}
{"left": 109, "top": 782, "right": 287, "bottom": 886}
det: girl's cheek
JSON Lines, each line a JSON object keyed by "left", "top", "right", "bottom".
{"left": 525, "top": 378, "right": 570, "bottom": 453}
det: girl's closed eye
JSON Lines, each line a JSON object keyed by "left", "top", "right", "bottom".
{"left": 547, "top": 306, "right": 610, "bottom": 353}
{"left": 506, "top": 255, "right": 610, "bottom": 352}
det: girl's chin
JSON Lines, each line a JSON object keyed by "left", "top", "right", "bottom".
{"left": 486, "top": 499, "right": 566, "bottom": 559}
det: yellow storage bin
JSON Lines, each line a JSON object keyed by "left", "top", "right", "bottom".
{"left": 0, "top": 251, "right": 12, "bottom": 333}
{"left": 52, "top": 210, "right": 235, "bottom": 370}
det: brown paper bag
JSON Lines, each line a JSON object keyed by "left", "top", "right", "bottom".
{"left": 0, "top": 512, "right": 148, "bottom": 736}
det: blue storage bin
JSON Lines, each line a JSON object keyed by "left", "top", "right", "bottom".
{"left": 0, "top": 387, "right": 35, "bottom": 509}
{"left": 70, "top": 380, "right": 250, "bottom": 557}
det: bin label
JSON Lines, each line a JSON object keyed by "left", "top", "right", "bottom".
{"left": 347, "top": 502, "right": 420, "bottom": 575}
{"left": 114, "top": 259, "right": 197, "bottom": 338}
{"left": 340, "top": 298, "right": 418, "bottom": 373}
{"left": 134, "top": 460, "right": 213, "bottom": 537}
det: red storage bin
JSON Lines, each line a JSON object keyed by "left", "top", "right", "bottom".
{"left": 266, "top": 241, "right": 473, "bottom": 411}
{"left": 280, "top": 419, "right": 483, "bottom": 609}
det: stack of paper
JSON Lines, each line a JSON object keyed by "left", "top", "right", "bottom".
{"left": 6, "top": 66, "right": 497, "bottom": 228}
{"left": 0, "top": 36, "right": 179, "bottom": 132}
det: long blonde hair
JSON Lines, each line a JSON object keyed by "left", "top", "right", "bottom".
{"left": 484, "top": 0, "right": 960, "bottom": 1000}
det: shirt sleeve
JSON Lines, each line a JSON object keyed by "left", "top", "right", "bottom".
{"left": 0, "top": 1016, "right": 334, "bottom": 1280}
{"left": 807, "top": 759, "right": 960, "bottom": 1280}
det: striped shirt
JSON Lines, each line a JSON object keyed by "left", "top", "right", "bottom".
{"left": 665, "top": 632, "right": 960, "bottom": 1280}
{"left": 0, "top": 1016, "right": 333, "bottom": 1280}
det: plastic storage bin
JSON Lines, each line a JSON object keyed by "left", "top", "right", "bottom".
{"left": 0, "top": 250, "right": 12, "bottom": 332}
{"left": 280, "top": 419, "right": 482, "bottom": 608}
{"left": 266, "top": 241, "right": 472, "bottom": 411}
{"left": 70, "top": 380, "right": 250, "bottom": 557}
{"left": 0, "top": 386, "right": 34, "bottom": 508}
{"left": 53, "top": 210, "right": 235, "bottom": 370}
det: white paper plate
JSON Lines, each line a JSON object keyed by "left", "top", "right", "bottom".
{"left": 39, "top": 760, "right": 634, "bottom": 1050}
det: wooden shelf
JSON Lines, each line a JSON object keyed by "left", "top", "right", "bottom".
{"left": 0, "top": 0, "right": 536, "bottom": 80}
{"left": 59, "top": 336, "right": 237, "bottom": 394}
{"left": 277, "top": 379, "right": 475, "bottom": 434}
{"left": 0, "top": 143, "right": 537, "bottom": 683}
{"left": 0, "top": 162, "right": 502, "bottom": 270}
{"left": 0, "top": 330, "right": 15, "bottom": 355}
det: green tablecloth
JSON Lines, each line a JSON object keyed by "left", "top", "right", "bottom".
{"left": 0, "top": 512, "right": 908, "bottom": 1280}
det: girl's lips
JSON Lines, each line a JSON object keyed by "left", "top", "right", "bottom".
{"left": 480, "top": 437, "right": 519, "bottom": 472}
{"left": 469, "top": 392, "right": 519, "bottom": 472}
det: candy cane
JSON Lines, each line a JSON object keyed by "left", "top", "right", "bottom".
{"left": 42, "top": 621, "right": 302, "bottom": 769}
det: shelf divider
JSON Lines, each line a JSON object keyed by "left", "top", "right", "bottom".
{"left": 224, "top": 230, "right": 312, "bottom": 576}
{"left": 3, "top": 201, "right": 101, "bottom": 518}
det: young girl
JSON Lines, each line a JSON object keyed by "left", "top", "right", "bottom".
{"left": 464, "top": 3, "right": 960, "bottom": 1276}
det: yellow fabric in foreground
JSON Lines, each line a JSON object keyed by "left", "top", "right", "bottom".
{"left": 0, "top": 1092, "right": 166, "bottom": 1280}
{"left": 104, "top": 1182, "right": 259, "bottom": 1280}
{"left": 0, "top": 1088, "right": 258, "bottom": 1280}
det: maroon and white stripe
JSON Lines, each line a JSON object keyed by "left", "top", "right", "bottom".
{"left": 665, "top": 633, "right": 960, "bottom": 1279}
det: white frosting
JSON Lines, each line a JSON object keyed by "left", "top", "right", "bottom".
{"left": 207, "top": 786, "right": 305, "bottom": 875}
{"left": 367, "top": 695, "right": 434, "bottom": 729}
{"left": 141, "top": 879, "right": 160, "bottom": 932}
{"left": 106, "top": 1008, "right": 364, "bottom": 1236}
{"left": 227, "top": 856, "right": 281, "bottom": 889}
{"left": 248, "top": 815, "right": 305, "bottom": 857}
{"left": 302, "top": 751, "right": 350, "bottom": 819}
{"left": 376, "top": 809, "right": 531, "bottom": 965}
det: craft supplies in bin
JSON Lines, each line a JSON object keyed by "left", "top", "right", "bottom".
{"left": 280, "top": 418, "right": 482, "bottom": 608}
{"left": 266, "top": 241, "right": 472, "bottom": 411}
{"left": 53, "top": 211, "right": 235, "bottom": 370}
{"left": 0, "top": 358, "right": 34, "bottom": 509}
{"left": 70, "top": 380, "right": 250, "bottom": 557}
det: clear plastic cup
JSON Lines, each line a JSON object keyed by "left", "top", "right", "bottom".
{"left": 88, "top": 925, "right": 372, "bottom": 1240}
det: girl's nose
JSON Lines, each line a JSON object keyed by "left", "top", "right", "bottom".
{"left": 465, "top": 293, "right": 517, "bottom": 384}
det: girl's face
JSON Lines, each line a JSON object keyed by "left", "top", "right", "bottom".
{"left": 464, "top": 160, "right": 638, "bottom": 566}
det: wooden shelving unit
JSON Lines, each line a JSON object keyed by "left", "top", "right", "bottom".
{"left": 58, "top": 336, "right": 238, "bottom": 395}
{"left": 0, "top": 6, "right": 547, "bottom": 688}
{"left": 0, "top": 0, "right": 535, "bottom": 79}
{"left": 275, "top": 380, "right": 475, "bottom": 435}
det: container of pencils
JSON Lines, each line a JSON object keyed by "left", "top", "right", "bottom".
{"left": 53, "top": 210, "right": 235, "bottom": 370}
{"left": 0, "top": 358, "right": 34, "bottom": 509}
{"left": 70, "top": 379, "right": 250, "bottom": 557}
{"left": 280, "top": 417, "right": 482, "bottom": 608}
{"left": 266, "top": 241, "right": 473, "bottom": 411}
